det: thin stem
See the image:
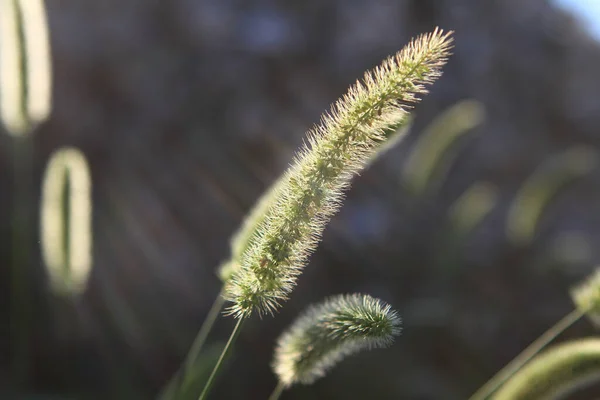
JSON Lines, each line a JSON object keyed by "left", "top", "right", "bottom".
{"left": 267, "top": 381, "right": 286, "bottom": 400}
{"left": 198, "top": 317, "right": 245, "bottom": 400}
{"left": 158, "top": 289, "right": 226, "bottom": 399}
{"left": 469, "top": 308, "right": 585, "bottom": 400}
{"left": 183, "top": 290, "right": 226, "bottom": 385}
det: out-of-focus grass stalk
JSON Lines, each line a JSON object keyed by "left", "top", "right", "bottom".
{"left": 159, "top": 342, "right": 225, "bottom": 400}
{"left": 469, "top": 308, "right": 584, "bottom": 400}
{"left": 448, "top": 181, "right": 497, "bottom": 237}
{"left": 434, "top": 181, "right": 497, "bottom": 274}
{"left": 2, "top": 0, "right": 52, "bottom": 387}
{"left": 40, "top": 147, "right": 92, "bottom": 294}
{"left": 474, "top": 267, "right": 600, "bottom": 399}
{"left": 158, "top": 289, "right": 225, "bottom": 400}
{"left": 402, "top": 99, "right": 484, "bottom": 196}
{"left": 492, "top": 338, "right": 600, "bottom": 400}
{"left": 482, "top": 270, "right": 600, "bottom": 399}
{"left": 1, "top": 0, "right": 52, "bottom": 135}
{"left": 507, "top": 146, "right": 597, "bottom": 247}
{"left": 0, "top": 0, "right": 26, "bottom": 133}
{"left": 17, "top": 0, "right": 52, "bottom": 125}
{"left": 9, "top": 122, "right": 34, "bottom": 387}
{"left": 180, "top": 291, "right": 224, "bottom": 388}
{"left": 268, "top": 381, "right": 285, "bottom": 400}
{"left": 198, "top": 318, "right": 244, "bottom": 400}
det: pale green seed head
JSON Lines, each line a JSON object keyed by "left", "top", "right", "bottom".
{"left": 225, "top": 29, "right": 453, "bottom": 318}
{"left": 272, "top": 294, "right": 401, "bottom": 387}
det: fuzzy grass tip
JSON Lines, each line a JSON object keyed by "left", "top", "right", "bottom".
{"left": 272, "top": 293, "right": 401, "bottom": 387}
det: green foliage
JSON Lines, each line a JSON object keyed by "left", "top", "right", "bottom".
{"left": 225, "top": 29, "right": 454, "bottom": 318}
{"left": 272, "top": 294, "right": 401, "bottom": 387}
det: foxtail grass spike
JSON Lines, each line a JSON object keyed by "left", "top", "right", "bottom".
{"left": 492, "top": 338, "right": 600, "bottom": 400}
{"left": 507, "top": 146, "right": 597, "bottom": 246}
{"left": 365, "top": 115, "right": 414, "bottom": 167}
{"left": 40, "top": 147, "right": 92, "bottom": 294}
{"left": 225, "top": 29, "right": 453, "bottom": 318}
{"left": 217, "top": 177, "right": 289, "bottom": 283}
{"left": 219, "top": 116, "right": 413, "bottom": 284}
{"left": 402, "top": 99, "right": 484, "bottom": 196}
{"left": 230, "top": 179, "right": 287, "bottom": 263}
{"left": 272, "top": 294, "right": 401, "bottom": 387}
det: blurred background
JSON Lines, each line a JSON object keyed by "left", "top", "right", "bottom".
{"left": 3, "top": 0, "right": 600, "bottom": 399}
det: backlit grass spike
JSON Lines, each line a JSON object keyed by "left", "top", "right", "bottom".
{"left": 272, "top": 294, "right": 401, "bottom": 387}
{"left": 225, "top": 28, "right": 453, "bottom": 318}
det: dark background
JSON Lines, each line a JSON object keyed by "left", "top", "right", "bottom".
{"left": 3, "top": 0, "right": 600, "bottom": 399}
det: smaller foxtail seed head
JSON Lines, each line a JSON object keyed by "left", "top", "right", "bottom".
{"left": 272, "top": 294, "right": 401, "bottom": 387}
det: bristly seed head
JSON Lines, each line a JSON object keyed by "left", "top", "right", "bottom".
{"left": 272, "top": 294, "right": 401, "bottom": 387}
{"left": 225, "top": 28, "right": 453, "bottom": 318}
